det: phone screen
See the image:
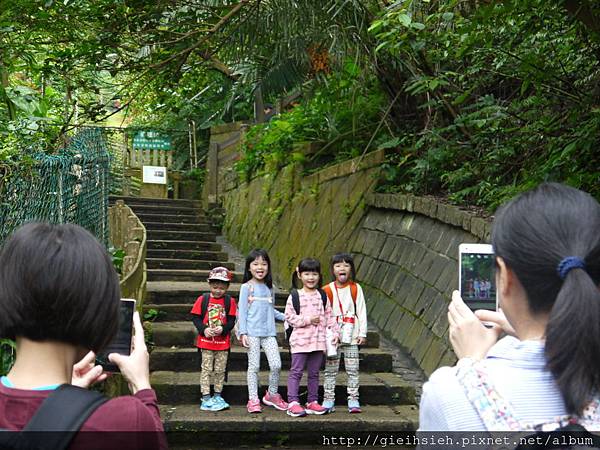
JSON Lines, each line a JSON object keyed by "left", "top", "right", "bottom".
{"left": 96, "top": 299, "right": 135, "bottom": 372}
{"left": 460, "top": 252, "right": 496, "bottom": 311}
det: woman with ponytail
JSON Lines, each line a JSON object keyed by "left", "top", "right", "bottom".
{"left": 419, "top": 183, "right": 600, "bottom": 431}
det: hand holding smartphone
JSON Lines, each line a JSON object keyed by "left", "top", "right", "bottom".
{"left": 95, "top": 298, "right": 136, "bottom": 372}
{"left": 458, "top": 244, "right": 497, "bottom": 312}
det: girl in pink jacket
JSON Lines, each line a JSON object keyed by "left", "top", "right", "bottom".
{"left": 284, "top": 258, "right": 339, "bottom": 417}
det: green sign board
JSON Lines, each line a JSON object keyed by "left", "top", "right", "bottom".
{"left": 132, "top": 130, "right": 172, "bottom": 150}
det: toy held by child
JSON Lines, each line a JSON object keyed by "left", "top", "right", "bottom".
{"left": 190, "top": 266, "right": 236, "bottom": 412}
{"left": 285, "top": 258, "right": 339, "bottom": 417}
{"left": 322, "top": 253, "right": 367, "bottom": 413}
{"left": 237, "top": 249, "right": 288, "bottom": 413}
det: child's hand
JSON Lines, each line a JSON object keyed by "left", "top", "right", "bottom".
{"left": 310, "top": 316, "right": 320, "bottom": 325}
{"left": 356, "top": 337, "right": 366, "bottom": 346}
{"left": 241, "top": 334, "right": 250, "bottom": 348}
{"left": 213, "top": 326, "right": 223, "bottom": 336}
{"left": 204, "top": 327, "right": 214, "bottom": 337}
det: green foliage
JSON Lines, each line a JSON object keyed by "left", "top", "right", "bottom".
{"left": 235, "top": 66, "right": 387, "bottom": 179}
{"left": 109, "top": 246, "right": 125, "bottom": 275}
{"left": 0, "top": 339, "right": 16, "bottom": 377}
{"left": 370, "top": 0, "right": 600, "bottom": 210}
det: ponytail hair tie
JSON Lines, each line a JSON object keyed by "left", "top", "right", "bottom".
{"left": 557, "top": 256, "right": 586, "bottom": 280}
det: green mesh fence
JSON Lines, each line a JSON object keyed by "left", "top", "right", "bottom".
{"left": 0, "top": 128, "right": 111, "bottom": 246}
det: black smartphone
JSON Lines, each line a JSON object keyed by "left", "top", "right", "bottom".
{"left": 459, "top": 244, "right": 497, "bottom": 311}
{"left": 95, "top": 298, "right": 136, "bottom": 372}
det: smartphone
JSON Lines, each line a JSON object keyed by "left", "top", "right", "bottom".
{"left": 96, "top": 298, "right": 136, "bottom": 372}
{"left": 459, "top": 244, "right": 497, "bottom": 311}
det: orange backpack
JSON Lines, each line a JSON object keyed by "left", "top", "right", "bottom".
{"left": 322, "top": 281, "right": 358, "bottom": 306}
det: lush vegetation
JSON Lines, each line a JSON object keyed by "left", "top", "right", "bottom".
{"left": 1, "top": 0, "right": 599, "bottom": 208}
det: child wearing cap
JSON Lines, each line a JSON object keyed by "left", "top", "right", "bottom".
{"left": 190, "top": 266, "right": 237, "bottom": 411}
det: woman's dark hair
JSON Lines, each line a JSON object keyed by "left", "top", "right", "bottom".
{"left": 0, "top": 222, "right": 120, "bottom": 353}
{"left": 291, "top": 258, "right": 322, "bottom": 289}
{"left": 243, "top": 248, "right": 273, "bottom": 289}
{"left": 330, "top": 252, "right": 356, "bottom": 281}
{"left": 491, "top": 182, "right": 600, "bottom": 415}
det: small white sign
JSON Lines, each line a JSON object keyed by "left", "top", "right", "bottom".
{"left": 142, "top": 166, "right": 167, "bottom": 185}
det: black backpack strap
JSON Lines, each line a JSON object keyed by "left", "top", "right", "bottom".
{"left": 318, "top": 288, "right": 328, "bottom": 311}
{"left": 199, "top": 293, "right": 211, "bottom": 321}
{"left": 21, "top": 384, "right": 108, "bottom": 450}
{"left": 291, "top": 289, "right": 300, "bottom": 315}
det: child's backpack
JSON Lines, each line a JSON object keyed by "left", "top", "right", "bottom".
{"left": 0, "top": 384, "right": 107, "bottom": 450}
{"left": 457, "top": 358, "right": 600, "bottom": 449}
{"left": 322, "top": 281, "right": 358, "bottom": 308}
{"left": 285, "top": 288, "right": 328, "bottom": 342}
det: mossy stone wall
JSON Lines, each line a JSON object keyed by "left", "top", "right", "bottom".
{"left": 221, "top": 150, "right": 492, "bottom": 375}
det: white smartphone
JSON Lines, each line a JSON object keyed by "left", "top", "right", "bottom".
{"left": 96, "top": 298, "right": 136, "bottom": 372}
{"left": 458, "top": 243, "right": 497, "bottom": 311}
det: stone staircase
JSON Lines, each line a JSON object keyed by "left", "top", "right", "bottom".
{"left": 110, "top": 196, "right": 419, "bottom": 447}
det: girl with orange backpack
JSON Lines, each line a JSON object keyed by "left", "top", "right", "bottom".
{"left": 322, "top": 253, "right": 368, "bottom": 414}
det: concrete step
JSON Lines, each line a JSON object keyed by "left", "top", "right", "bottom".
{"left": 147, "top": 230, "right": 217, "bottom": 242}
{"left": 147, "top": 240, "right": 222, "bottom": 252}
{"left": 146, "top": 258, "right": 235, "bottom": 271}
{"left": 148, "top": 270, "right": 244, "bottom": 283}
{"left": 137, "top": 213, "right": 207, "bottom": 224}
{"left": 161, "top": 404, "right": 418, "bottom": 447}
{"left": 146, "top": 285, "right": 288, "bottom": 305}
{"left": 146, "top": 249, "right": 229, "bottom": 261}
{"left": 127, "top": 204, "right": 202, "bottom": 215}
{"left": 143, "top": 222, "right": 212, "bottom": 232}
{"left": 110, "top": 196, "right": 200, "bottom": 208}
{"left": 150, "top": 346, "right": 393, "bottom": 373}
{"left": 152, "top": 322, "right": 380, "bottom": 348}
{"left": 152, "top": 371, "right": 415, "bottom": 406}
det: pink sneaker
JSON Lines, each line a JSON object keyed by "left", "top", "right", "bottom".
{"left": 247, "top": 398, "right": 262, "bottom": 413}
{"left": 286, "top": 401, "right": 307, "bottom": 417}
{"left": 305, "top": 401, "right": 328, "bottom": 415}
{"left": 262, "top": 391, "right": 288, "bottom": 411}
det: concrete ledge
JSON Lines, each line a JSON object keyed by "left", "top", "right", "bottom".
{"left": 303, "top": 149, "right": 385, "bottom": 186}
{"left": 366, "top": 193, "right": 492, "bottom": 241}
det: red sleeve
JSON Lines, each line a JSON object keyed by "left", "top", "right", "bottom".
{"left": 229, "top": 297, "right": 237, "bottom": 315}
{"left": 190, "top": 296, "right": 203, "bottom": 315}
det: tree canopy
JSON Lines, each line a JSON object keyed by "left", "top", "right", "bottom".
{"left": 1, "top": 0, "right": 599, "bottom": 208}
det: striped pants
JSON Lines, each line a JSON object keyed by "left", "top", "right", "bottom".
{"left": 323, "top": 344, "right": 360, "bottom": 402}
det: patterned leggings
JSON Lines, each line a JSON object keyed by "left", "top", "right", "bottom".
{"left": 323, "top": 344, "right": 360, "bottom": 401}
{"left": 200, "top": 349, "right": 229, "bottom": 395}
{"left": 247, "top": 336, "right": 281, "bottom": 400}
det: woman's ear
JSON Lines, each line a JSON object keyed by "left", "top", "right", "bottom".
{"left": 496, "top": 256, "right": 516, "bottom": 300}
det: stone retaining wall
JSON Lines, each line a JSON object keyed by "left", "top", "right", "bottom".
{"left": 221, "top": 152, "right": 492, "bottom": 375}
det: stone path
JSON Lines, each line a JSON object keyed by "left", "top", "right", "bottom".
{"left": 111, "top": 196, "right": 421, "bottom": 448}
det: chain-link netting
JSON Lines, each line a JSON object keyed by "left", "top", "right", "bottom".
{"left": 0, "top": 128, "right": 111, "bottom": 246}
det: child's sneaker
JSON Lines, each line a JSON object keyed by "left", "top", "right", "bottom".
{"left": 348, "top": 399, "right": 362, "bottom": 413}
{"left": 211, "top": 395, "right": 230, "bottom": 411}
{"left": 286, "top": 401, "right": 307, "bottom": 417}
{"left": 305, "top": 401, "right": 328, "bottom": 415}
{"left": 200, "top": 396, "right": 214, "bottom": 411}
{"left": 322, "top": 399, "right": 336, "bottom": 413}
{"left": 247, "top": 398, "right": 262, "bottom": 413}
{"left": 262, "top": 391, "right": 288, "bottom": 411}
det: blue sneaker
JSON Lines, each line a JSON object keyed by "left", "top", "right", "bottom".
{"left": 348, "top": 399, "right": 361, "bottom": 413}
{"left": 200, "top": 396, "right": 215, "bottom": 411}
{"left": 211, "top": 395, "right": 230, "bottom": 411}
{"left": 322, "top": 399, "right": 335, "bottom": 413}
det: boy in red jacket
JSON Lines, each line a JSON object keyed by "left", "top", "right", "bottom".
{"left": 190, "top": 267, "right": 236, "bottom": 411}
